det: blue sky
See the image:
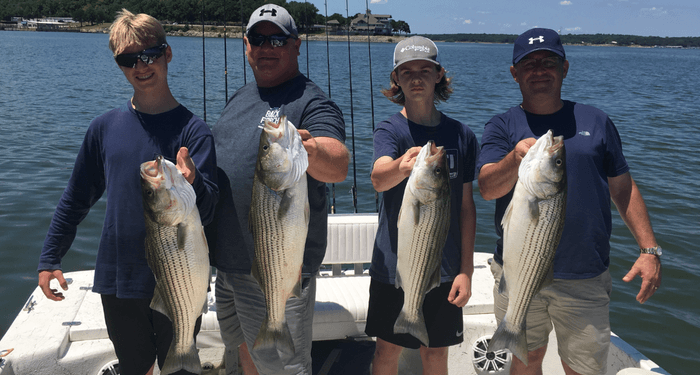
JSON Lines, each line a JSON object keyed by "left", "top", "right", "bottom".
{"left": 305, "top": 0, "right": 698, "bottom": 37}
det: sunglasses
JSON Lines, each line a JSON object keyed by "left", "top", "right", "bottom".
{"left": 115, "top": 44, "right": 168, "bottom": 68}
{"left": 247, "top": 33, "right": 293, "bottom": 48}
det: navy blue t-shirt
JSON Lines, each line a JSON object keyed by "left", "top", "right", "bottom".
{"left": 210, "top": 74, "right": 346, "bottom": 275}
{"left": 370, "top": 112, "right": 479, "bottom": 284}
{"left": 38, "top": 102, "right": 218, "bottom": 298}
{"left": 477, "top": 100, "right": 629, "bottom": 279}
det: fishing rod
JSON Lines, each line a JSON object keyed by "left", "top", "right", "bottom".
{"left": 201, "top": 0, "right": 207, "bottom": 122}
{"left": 365, "top": 0, "right": 379, "bottom": 213}
{"left": 345, "top": 0, "right": 358, "bottom": 213}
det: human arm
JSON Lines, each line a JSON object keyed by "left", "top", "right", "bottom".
{"left": 179, "top": 124, "right": 219, "bottom": 226}
{"left": 448, "top": 182, "right": 476, "bottom": 308}
{"left": 38, "top": 270, "right": 69, "bottom": 301}
{"left": 477, "top": 138, "right": 536, "bottom": 201}
{"left": 298, "top": 130, "right": 349, "bottom": 183}
{"left": 609, "top": 172, "right": 661, "bottom": 304}
{"left": 370, "top": 147, "right": 422, "bottom": 192}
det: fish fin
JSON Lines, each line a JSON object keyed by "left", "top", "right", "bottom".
{"left": 394, "top": 308, "right": 429, "bottom": 347}
{"left": 487, "top": 318, "right": 529, "bottom": 366}
{"left": 501, "top": 198, "right": 514, "bottom": 233}
{"left": 177, "top": 223, "right": 187, "bottom": 251}
{"left": 149, "top": 287, "right": 170, "bottom": 322}
{"left": 253, "top": 317, "right": 295, "bottom": 359}
{"left": 497, "top": 273, "right": 507, "bottom": 295}
{"left": 395, "top": 270, "right": 403, "bottom": 289}
{"left": 527, "top": 198, "right": 540, "bottom": 226}
{"left": 291, "top": 271, "right": 302, "bottom": 299}
{"left": 160, "top": 340, "right": 202, "bottom": 375}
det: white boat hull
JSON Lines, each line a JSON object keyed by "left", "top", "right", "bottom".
{"left": 0, "top": 214, "right": 669, "bottom": 375}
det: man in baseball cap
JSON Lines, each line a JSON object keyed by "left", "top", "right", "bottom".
{"left": 477, "top": 26, "right": 661, "bottom": 375}
{"left": 211, "top": 3, "right": 349, "bottom": 375}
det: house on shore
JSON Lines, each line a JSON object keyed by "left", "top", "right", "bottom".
{"left": 349, "top": 11, "right": 392, "bottom": 35}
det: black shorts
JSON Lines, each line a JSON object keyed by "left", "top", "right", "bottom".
{"left": 364, "top": 278, "right": 464, "bottom": 349}
{"left": 101, "top": 294, "right": 202, "bottom": 375}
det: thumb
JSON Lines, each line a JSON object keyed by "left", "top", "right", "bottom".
{"left": 56, "top": 272, "right": 69, "bottom": 291}
{"left": 622, "top": 267, "right": 639, "bottom": 283}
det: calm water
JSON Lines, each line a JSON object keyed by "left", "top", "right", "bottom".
{"left": 1, "top": 31, "right": 698, "bottom": 374}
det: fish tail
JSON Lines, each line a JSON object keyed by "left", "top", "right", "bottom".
{"left": 160, "top": 342, "right": 202, "bottom": 375}
{"left": 253, "top": 318, "right": 295, "bottom": 359}
{"left": 487, "top": 319, "right": 529, "bottom": 366}
{"left": 393, "top": 309, "right": 429, "bottom": 347}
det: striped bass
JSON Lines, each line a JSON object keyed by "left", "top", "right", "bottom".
{"left": 487, "top": 130, "right": 567, "bottom": 365}
{"left": 394, "top": 140, "right": 451, "bottom": 347}
{"left": 250, "top": 116, "right": 309, "bottom": 357}
{"left": 140, "top": 155, "right": 210, "bottom": 375}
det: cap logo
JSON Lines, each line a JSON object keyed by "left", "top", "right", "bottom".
{"left": 401, "top": 45, "right": 431, "bottom": 54}
{"left": 260, "top": 8, "right": 277, "bottom": 17}
{"left": 529, "top": 36, "right": 545, "bottom": 44}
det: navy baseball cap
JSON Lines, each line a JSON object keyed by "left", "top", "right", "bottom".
{"left": 393, "top": 36, "right": 440, "bottom": 70}
{"left": 512, "top": 28, "right": 565, "bottom": 65}
{"left": 247, "top": 4, "right": 298, "bottom": 37}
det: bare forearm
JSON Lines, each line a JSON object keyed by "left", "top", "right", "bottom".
{"left": 610, "top": 174, "right": 657, "bottom": 248}
{"left": 306, "top": 138, "right": 349, "bottom": 183}
{"left": 478, "top": 151, "right": 520, "bottom": 201}
{"left": 371, "top": 157, "right": 409, "bottom": 192}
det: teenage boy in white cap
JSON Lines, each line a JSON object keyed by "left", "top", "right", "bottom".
{"left": 365, "top": 36, "right": 478, "bottom": 374}
{"left": 209, "top": 3, "right": 349, "bottom": 374}
{"left": 477, "top": 27, "right": 661, "bottom": 375}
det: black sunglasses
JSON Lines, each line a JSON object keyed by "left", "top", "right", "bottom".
{"left": 247, "top": 33, "right": 293, "bottom": 48}
{"left": 115, "top": 44, "right": 168, "bottom": 68}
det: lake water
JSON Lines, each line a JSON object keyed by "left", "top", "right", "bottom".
{"left": 1, "top": 31, "right": 698, "bottom": 374}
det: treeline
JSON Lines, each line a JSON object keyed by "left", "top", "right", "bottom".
{"left": 0, "top": 0, "right": 352, "bottom": 29}
{"left": 424, "top": 33, "right": 700, "bottom": 48}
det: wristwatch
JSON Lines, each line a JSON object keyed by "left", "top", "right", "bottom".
{"left": 640, "top": 246, "right": 662, "bottom": 257}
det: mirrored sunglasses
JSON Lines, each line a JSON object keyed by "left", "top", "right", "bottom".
{"left": 115, "top": 44, "right": 168, "bottom": 68}
{"left": 247, "top": 33, "right": 292, "bottom": 48}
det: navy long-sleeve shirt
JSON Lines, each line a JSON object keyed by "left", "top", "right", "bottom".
{"left": 38, "top": 101, "right": 218, "bottom": 299}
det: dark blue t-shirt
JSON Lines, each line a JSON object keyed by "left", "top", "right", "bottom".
{"left": 38, "top": 102, "right": 218, "bottom": 298}
{"left": 209, "top": 74, "right": 346, "bottom": 275}
{"left": 369, "top": 112, "right": 479, "bottom": 284}
{"left": 477, "top": 100, "right": 629, "bottom": 279}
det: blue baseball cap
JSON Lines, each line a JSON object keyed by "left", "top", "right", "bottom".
{"left": 247, "top": 4, "right": 298, "bottom": 37}
{"left": 512, "top": 28, "right": 565, "bottom": 65}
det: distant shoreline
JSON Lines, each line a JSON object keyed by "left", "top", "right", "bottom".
{"left": 4, "top": 27, "right": 693, "bottom": 48}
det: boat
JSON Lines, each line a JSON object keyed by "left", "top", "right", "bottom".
{"left": 0, "top": 213, "right": 669, "bottom": 375}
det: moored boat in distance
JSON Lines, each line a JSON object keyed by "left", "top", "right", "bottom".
{"left": 0, "top": 214, "right": 670, "bottom": 375}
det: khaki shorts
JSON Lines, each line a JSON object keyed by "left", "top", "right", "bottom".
{"left": 491, "top": 261, "right": 612, "bottom": 375}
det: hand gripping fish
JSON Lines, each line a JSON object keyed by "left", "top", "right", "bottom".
{"left": 249, "top": 116, "right": 310, "bottom": 358}
{"left": 394, "top": 141, "right": 451, "bottom": 347}
{"left": 487, "top": 130, "right": 567, "bottom": 365}
{"left": 140, "top": 156, "right": 210, "bottom": 375}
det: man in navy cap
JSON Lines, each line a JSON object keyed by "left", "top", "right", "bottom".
{"left": 477, "top": 28, "right": 662, "bottom": 375}
{"left": 210, "top": 3, "right": 349, "bottom": 374}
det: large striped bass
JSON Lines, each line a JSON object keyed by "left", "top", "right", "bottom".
{"left": 140, "top": 155, "right": 210, "bottom": 375}
{"left": 487, "top": 129, "right": 567, "bottom": 365}
{"left": 250, "top": 116, "right": 309, "bottom": 358}
{"left": 394, "top": 140, "right": 451, "bottom": 347}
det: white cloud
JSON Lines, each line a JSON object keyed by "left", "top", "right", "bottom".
{"left": 560, "top": 1, "right": 573, "bottom": 5}
{"left": 521, "top": 22, "right": 527, "bottom": 26}
{"left": 641, "top": 7, "right": 668, "bottom": 15}
{"left": 464, "top": 19, "right": 473, "bottom": 24}
{"left": 565, "top": 26, "right": 582, "bottom": 32}
{"left": 370, "top": 0, "right": 386, "bottom": 4}
{"left": 477, "top": 11, "right": 491, "bottom": 14}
